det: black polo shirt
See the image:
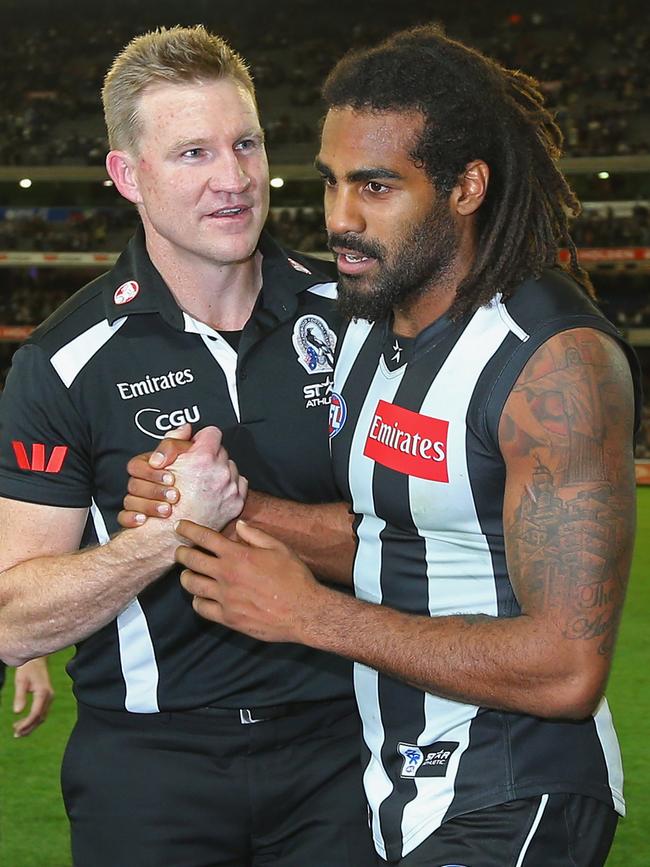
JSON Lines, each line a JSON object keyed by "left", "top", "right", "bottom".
{"left": 0, "top": 228, "right": 351, "bottom": 712}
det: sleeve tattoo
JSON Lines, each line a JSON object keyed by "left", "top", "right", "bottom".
{"left": 500, "top": 329, "right": 636, "bottom": 658}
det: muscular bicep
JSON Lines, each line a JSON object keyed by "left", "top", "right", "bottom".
{"left": 0, "top": 496, "right": 88, "bottom": 572}
{"left": 499, "top": 328, "right": 636, "bottom": 679}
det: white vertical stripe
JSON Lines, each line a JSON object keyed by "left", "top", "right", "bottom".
{"left": 90, "top": 500, "right": 160, "bottom": 713}
{"left": 116, "top": 599, "right": 160, "bottom": 713}
{"left": 399, "top": 306, "right": 511, "bottom": 852}
{"left": 593, "top": 697, "right": 626, "bottom": 815}
{"left": 333, "top": 319, "right": 374, "bottom": 394}
{"left": 183, "top": 313, "right": 240, "bottom": 422}
{"left": 400, "top": 697, "right": 479, "bottom": 857}
{"left": 51, "top": 317, "right": 127, "bottom": 387}
{"left": 355, "top": 663, "right": 392, "bottom": 859}
{"left": 348, "top": 361, "right": 404, "bottom": 602}
{"left": 515, "top": 793, "right": 549, "bottom": 867}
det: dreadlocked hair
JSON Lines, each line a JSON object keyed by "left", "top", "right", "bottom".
{"left": 322, "top": 24, "right": 594, "bottom": 319}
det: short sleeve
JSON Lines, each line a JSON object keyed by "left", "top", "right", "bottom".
{"left": 0, "top": 343, "right": 93, "bottom": 507}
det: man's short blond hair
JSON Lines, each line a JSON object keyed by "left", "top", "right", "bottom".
{"left": 102, "top": 25, "right": 256, "bottom": 154}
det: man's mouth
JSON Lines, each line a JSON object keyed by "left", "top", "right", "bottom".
{"left": 333, "top": 247, "right": 379, "bottom": 276}
{"left": 207, "top": 205, "right": 251, "bottom": 218}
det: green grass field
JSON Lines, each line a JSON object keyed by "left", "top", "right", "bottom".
{"left": 1, "top": 490, "right": 649, "bottom": 866}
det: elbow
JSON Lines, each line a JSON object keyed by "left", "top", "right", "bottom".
{"left": 1, "top": 650, "right": 30, "bottom": 667}
{"left": 538, "top": 672, "right": 606, "bottom": 721}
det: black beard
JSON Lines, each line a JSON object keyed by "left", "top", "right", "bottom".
{"left": 332, "top": 203, "right": 459, "bottom": 323}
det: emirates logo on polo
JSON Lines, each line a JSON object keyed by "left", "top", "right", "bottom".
{"left": 363, "top": 400, "right": 449, "bottom": 482}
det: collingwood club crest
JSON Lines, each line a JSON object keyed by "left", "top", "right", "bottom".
{"left": 292, "top": 315, "right": 336, "bottom": 374}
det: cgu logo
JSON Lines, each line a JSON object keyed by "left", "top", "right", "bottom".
{"left": 134, "top": 405, "right": 200, "bottom": 440}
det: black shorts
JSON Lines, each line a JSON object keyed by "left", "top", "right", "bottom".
{"left": 381, "top": 793, "right": 618, "bottom": 866}
{"left": 61, "top": 698, "right": 376, "bottom": 867}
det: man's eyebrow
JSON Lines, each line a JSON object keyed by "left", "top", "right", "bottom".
{"left": 169, "top": 129, "right": 264, "bottom": 152}
{"left": 314, "top": 157, "right": 331, "bottom": 176}
{"left": 314, "top": 158, "right": 403, "bottom": 184}
{"left": 170, "top": 137, "right": 212, "bottom": 152}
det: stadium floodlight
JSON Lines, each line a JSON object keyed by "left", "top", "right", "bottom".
{"left": 270, "top": 177, "right": 285, "bottom": 188}
{"left": 597, "top": 171, "right": 610, "bottom": 180}
{"left": 18, "top": 178, "right": 32, "bottom": 189}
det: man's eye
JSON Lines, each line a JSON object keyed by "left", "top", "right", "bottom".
{"left": 320, "top": 176, "right": 336, "bottom": 188}
{"left": 235, "top": 139, "right": 258, "bottom": 152}
{"left": 366, "top": 181, "right": 388, "bottom": 193}
{"left": 182, "top": 148, "right": 204, "bottom": 158}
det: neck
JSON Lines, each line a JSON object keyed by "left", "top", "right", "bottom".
{"left": 145, "top": 234, "right": 263, "bottom": 331}
{"left": 147, "top": 244, "right": 262, "bottom": 331}
{"left": 392, "top": 230, "right": 476, "bottom": 338}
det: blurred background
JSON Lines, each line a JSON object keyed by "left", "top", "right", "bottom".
{"left": 0, "top": 0, "right": 648, "bottom": 863}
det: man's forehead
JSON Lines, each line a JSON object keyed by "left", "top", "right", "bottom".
{"left": 318, "top": 106, "right": 425, "bottom": 168}
{"left": 135, "top": 77, "right": 261, "bottom": 144}
{"left": 138, "top": 77, "right": 258, "bottom": 117}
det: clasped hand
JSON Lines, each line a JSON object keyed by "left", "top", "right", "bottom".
{"left": 118, "top": 424, "right": 321, "bottom": 643}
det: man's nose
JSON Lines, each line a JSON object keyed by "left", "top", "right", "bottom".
{"left": 326, "top": 189, "right": 365, "bottom": 236}
{"left": 208, "top": 154, "right": 251, "bottom": 194}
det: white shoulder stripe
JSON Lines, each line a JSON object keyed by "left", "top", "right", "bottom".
{"left": 494, "top": 295, "right": 529, "bottom": 342}
{"left": 51, "top": 317, "right": 128, "bottom": 388}
{"left": 182, "top": 313, "right": 241, "bottom": 422}
{"left": 307, "top": 281, "right": 338, "bottom": 299}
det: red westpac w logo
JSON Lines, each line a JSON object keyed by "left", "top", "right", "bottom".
{"left": 363, "top": 400, "right": 449, "bottom": 482}
{"left": 11, "top": 441, "right": 69, "bottom": 473}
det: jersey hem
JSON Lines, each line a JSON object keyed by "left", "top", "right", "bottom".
{"left": 374, "top": 779, "right": 625, "bottom": 860}
{"left": 0, "top": 470, "right": 90, "bottom": 508}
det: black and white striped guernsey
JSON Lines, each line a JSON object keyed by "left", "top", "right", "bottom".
{"left": 329, "top": 268, "right": 640, "bottom": 861}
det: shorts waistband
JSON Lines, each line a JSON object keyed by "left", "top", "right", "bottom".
{"left": 76, "top": 696, "right": 355, "bottom": 726}
{"left": 186, "top": 699, "right": 333, "bottom": 724}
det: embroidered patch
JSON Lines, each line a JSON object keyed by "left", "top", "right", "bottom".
{"left": 398, "top": 741, "right": 459, "bottom": 778}
{"left": 292, "top": 315, "right": 336, "bottom": 374}
{"left": 114, "top": 280, "right": 140, "bottom": 305}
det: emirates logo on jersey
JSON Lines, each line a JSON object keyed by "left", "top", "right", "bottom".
{"left": 114, "top": 280, "right": 139, "bottom": 305}
{"left": 363, "top": 400, "right": 449, "bottom": 482}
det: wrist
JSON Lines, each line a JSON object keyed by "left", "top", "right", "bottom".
{"left": 296, "top": 581, "right": 342, "bottom": 650}
{"left": 124, "top": 515, "right": 181, "bottom": 562}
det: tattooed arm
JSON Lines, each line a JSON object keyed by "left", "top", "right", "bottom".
{"left": 175, "top": 328, "right": 636, "bottom": 719}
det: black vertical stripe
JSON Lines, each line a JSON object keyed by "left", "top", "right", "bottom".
{"left": 374, "top": 338, "right": 459, "bottom": 859}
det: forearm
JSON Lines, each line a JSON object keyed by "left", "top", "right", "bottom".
{"left": 301, "top": 587, "right": 603, "bottom": 719}
{"left": 239, "top": 491, "right": 355, "bottom": 585}
{"left": 0, "top": 521, "right": 177, "bottom": 666}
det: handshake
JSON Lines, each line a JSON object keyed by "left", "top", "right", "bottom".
{"left": 121, "top": 423, "right": 248, "bottom": 534}
{"left": 120, "top": 424, "right": 323, "bottom": 646}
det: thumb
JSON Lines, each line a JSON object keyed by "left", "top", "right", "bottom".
{"left": 166, "top": 423, "right": 193, "bottom": 440}
{"left": 235, "top": 520, "right": 287, "bottom": 552}
{"left": 188, "top": 425, "right": 224, "bottom": 455}
{"left": 149, "top": 424, "right": 195, "bottom": 468}
{"left": 13, "top": 679, "right": 27, "bottom": 714}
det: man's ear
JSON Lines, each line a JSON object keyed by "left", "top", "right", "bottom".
{"left": 106, "top": 150, "right": 142, "bottom": 205}
{"left": 450, "top": 160, "right": 489, "bottom": 216}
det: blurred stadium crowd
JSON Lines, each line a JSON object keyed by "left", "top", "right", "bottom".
{"left": 1, "top": 0, "right": 649, "bottom": 458}
{"left": 2, "top": 0, "right": 649, "bottom": 165}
